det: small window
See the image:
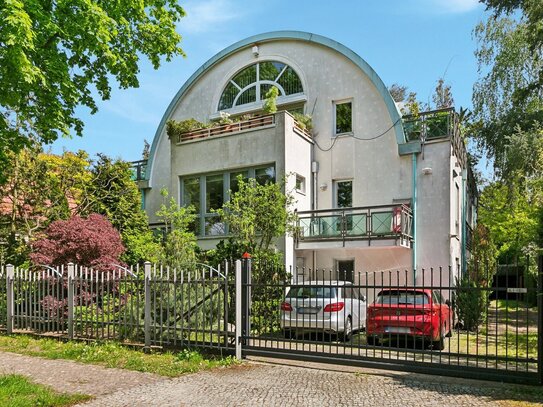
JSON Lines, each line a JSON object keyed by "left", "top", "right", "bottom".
{"left": 336, "top": 259, "right": 354, "bottom": 282}
{"left": 335, "top": 180, "right": 352, "bottom": 208}
{"left": 335, "top": 101, "right": 352, "bottom": 135}
{"left": 295, "top": 174, "right": 306, "bottom": 194}
{"left": 255, "top": 166, "right": 275, "bottom": 185}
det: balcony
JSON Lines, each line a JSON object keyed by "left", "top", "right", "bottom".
{"left": 130, "top": 160, "right": 148, "bottom": 181}
{"left": 402, "top": 107, "right": 456, "bottom": 142}
{"left": 296, "top": 204, "right": 413, "bottom": 250}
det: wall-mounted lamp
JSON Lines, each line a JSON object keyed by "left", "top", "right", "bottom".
{"left": 252, "top": 45, "right": 259, "bottom": 57}
{"left": 422, "top": 167, "right": 433, "bottom": 175}
{"left": 319, "top": 183, "right": 328, "bottom": 191}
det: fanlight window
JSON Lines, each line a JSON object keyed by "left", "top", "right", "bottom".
{"left": 218, "top": 61, "right": 303, "bottom": 111}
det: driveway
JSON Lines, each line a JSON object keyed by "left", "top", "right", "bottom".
{"left": 0, "top": 351, "right": 541, "bottom": 406}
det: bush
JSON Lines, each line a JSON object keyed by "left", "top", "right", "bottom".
{"left": 455, "top": 275, "right": 489, "bottom": 331}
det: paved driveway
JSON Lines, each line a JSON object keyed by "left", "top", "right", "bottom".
{"left": 0, "top": 351, "right": 541, "bottom": 406}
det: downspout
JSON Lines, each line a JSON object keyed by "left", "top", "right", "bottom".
{"left": 461, "top": 169, "right": 467, "bottom": 276}
{"left": 412, "top": 153, "right": 417, "bottom": 285}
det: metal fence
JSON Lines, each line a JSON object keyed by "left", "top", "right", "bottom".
{"left": 0, "top": 262, "right": 235, "bottom": 351}
{"left": 242, "top": 258, "right": 543, "bottom": 385}
{"left": 1, "top": 258, "right": 542, "bottom": 385}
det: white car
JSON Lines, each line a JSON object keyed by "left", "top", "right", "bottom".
{"left": 280, "top": 281, "right": 366, "bottom": 341}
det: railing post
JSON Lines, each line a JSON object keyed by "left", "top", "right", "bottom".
{"left": 67, "top": 263, "right": 74, "bottom": 339}
{"left": 235, "top": 260, "right": 242, "bottom": 360}
{"left": 241, "top": 253, "right": 252, "bottom": 347}
{"left": 537, "top": 254, "right": 543, "bottom": 385}
{"left": 6, "top": 264, "right": 14, "bottom": 335}
{"left": 144, "top": 262, "right": 152, "bottom": 353}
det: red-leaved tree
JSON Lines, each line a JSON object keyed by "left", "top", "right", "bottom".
{"left": 31, "top": 213, "right": 125, "bottom": 271}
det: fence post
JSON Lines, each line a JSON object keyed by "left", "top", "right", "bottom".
{"left": 235, "top": 260, "right": 242, "bottom": 360}
{"left": 144, "top": 262, "right": 151, "bottom": 353}
{"left": 67, "top": 263, "right": 74, "bottom": 339}
{"left": 537, "top": 254, "right": 542, "bottom": 385}
{"left": 241, "top": 253, "right": 252, "bottom": 345}
{"left": 6, "top": 264, "right": 14, "bottom": 335}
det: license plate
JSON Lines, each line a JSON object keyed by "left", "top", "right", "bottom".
{"left": 385, "top": 326, "right": 410, "bottom": 334}
{"left": 297, "top": 307, "right": 320, "bottom": 314}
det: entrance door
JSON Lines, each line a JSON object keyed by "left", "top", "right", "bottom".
{"left": 336, "top": 259, "right": 354, "bottom": 282}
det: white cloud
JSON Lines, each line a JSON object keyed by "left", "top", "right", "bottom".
{"left": 181, "top": 0, "right": 241, "bottom": 34}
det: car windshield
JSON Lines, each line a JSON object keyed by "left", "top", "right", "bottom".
{"left": 375, "top": 291, "right": 429, "bottom": 305}
{"left": 286, "top": 286, "right": 337, "bottom": 299}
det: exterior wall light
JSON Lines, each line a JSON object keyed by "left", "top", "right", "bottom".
{"left": 319, "top": 183, "right": 328, "bottom": 191}
{"left": 422, "top": 167, "right": 433, "bottom": 175}
{"left": 252, "top": 45, "right": 259, "bottom": 57}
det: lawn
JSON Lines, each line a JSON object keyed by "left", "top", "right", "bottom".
{"left": 0, "top": 334, "right": 238, "bottom": 377}
{"left": 0, "top": 374, "right": 92, "bottom": 407}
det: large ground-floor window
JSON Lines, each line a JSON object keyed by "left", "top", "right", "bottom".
{"left": 180, "top": 164, "right": 276, "bottom": 237}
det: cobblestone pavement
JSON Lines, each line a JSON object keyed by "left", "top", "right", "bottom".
{"left": 0, "top": 351, "right": 541, "bottom": 406}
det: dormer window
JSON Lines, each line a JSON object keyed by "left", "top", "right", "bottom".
{"left": 218, "top": 61, "right": 304, "bottom": 111}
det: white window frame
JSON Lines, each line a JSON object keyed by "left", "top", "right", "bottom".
{"left": 333, "top": 98, "right": 354, "bottom": 137}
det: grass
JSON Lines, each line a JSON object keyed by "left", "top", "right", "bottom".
{"left": 0, "top": 334, "right": 238, "bottom": 377}
{"left": 0, "top": 374, "right": 92, "bottom": 407}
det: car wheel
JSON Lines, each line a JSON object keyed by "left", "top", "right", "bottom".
{"left": 340, "top": 317, "right": 352, "bottom": 342}
{"left": 366, "top": 335, "right": 379, "bottom": 346}
{"left": 431, "top": 326, "right": 445, "bottom": 350}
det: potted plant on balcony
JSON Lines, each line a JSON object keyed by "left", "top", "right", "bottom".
{"left": 166, "top": 118, "right": 207, "bottom": 141}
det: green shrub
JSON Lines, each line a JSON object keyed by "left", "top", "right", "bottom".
{"left": 455, "top": 275, "right": 489, "bottom": 331}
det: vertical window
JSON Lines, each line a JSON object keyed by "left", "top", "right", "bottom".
{"left": 183, "top": 177, "right": 200, "bottom": 234}
{"left": 335, "top": 180, "right": 353, "bottom": 208}
{"left": 206, "top": 174, "right": 224, "bottom": 213}
{"left": 255, "top": 166, "right": 276, "bottom": 185}
{"left": 295, "top": 174, "right": 306, "bottom": 194}
{"left": 335, "top": 101, "right": 352, "bottom": 135}
{"left": 336, "top": 259, "right": 354, "bottom": 282}
{"left": 455, "top": 183, "right": 460, "bottom": 235}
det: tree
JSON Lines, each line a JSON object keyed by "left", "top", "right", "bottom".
{"left": 215, "top": 177, "right": 296, "bottom": 253}
{"left": 0, "top": 1, "right": 186, "bottom": 183}
{"left": 388, "top": 83, "right": 408, "bottom": 103}
{"left": 156, "top": 189, "right": 197, "bottom": 269}
{"left": 480, "top": 0, "right": 543, "bottom": 103}
{"left": 30, "top": 213, "right": 125, "bottom": 271}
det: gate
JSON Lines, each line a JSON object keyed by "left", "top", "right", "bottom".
{"left": 239, "top": 256, "right": 543, "bottom": 385}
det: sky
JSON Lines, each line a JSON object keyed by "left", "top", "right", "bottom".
{"left": 50, "top": 0, "right": 490, "bottom": 162}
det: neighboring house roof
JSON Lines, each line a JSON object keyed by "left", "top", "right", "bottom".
{"left": 146, "top": 30, "right": 406, "bottom": 183}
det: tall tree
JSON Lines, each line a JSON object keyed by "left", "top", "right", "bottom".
{"left": 0, "top": 1, "right": 186, "bottom": 183}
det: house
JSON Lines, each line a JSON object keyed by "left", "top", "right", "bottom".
{"left": 135, "top": 31, "right": 476, "bottom": 288}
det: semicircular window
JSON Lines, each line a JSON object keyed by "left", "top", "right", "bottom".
{"left": 218, "top": 61, "right": 303, "bottom": 111}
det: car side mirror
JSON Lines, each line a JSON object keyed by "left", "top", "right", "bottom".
{"left": 445, "top": 299, "right": 451, "bottom": 307}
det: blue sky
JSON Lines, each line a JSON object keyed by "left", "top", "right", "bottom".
{"left": 51, "top": 0, "right": 489, "bottom": 161}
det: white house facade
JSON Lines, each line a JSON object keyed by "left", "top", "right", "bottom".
{"left": 135, "top": 31, "right": 476, "bottom": 287}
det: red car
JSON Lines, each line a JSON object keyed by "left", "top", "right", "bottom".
{"left": 365, "top": 288, "right": 452, "bottom": 350}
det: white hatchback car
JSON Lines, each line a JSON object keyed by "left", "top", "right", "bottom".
{"left": 280, "top": 281, "right": 366, "bottom": 341}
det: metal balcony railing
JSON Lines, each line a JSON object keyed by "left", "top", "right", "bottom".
{"left": 402, "top": 107, "right": 456, "bottom": 142}
{"left": 296, "top": 204, "right": 413, "bottom": 247}
{"left": 130, "top": 160, "right": 148, "bottom": 181}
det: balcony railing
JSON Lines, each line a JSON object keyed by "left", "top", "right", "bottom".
{"left": 296, "top": 204, "right": 413, "bottom": 247}
{"left": 402, "top": 107, "right": 456, "bottom": 142}
{"left": 177, "top": 114, "right": 275, "bottom": 143}
{"left": 130, "top": 160, "right": 148, "bottom": 181}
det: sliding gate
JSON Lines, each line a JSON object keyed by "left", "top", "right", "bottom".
{"left": 239, "top": 257, "right": 543, "bottom": 385}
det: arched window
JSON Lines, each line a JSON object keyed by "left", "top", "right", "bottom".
{"left": 218, "top": 61, "right": 303, "bottom": 111}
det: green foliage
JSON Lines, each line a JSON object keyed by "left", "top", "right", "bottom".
{"left": 156, "top": 189, "right": 197, "bottom": 269}
{"left": 292, "top": 112, "right": 313, "bottom": 132}
{"left": 166, "top": 118, "right": 208, "bottom": 138}
{"left": 215, "top": 177, "right": 296, "bottom": 253}
{"left": 0, "top": 1, "right": 186, "bottom": 184}
{"left": 0, "top": 374, "right": 92, "bottom": 407}
{"left": 455, "top": 275, "right": 489, "bottom": 332}
{"left": 467, "top": 224, "right": 498, "bottom": 284}
{"left": 262, "top": 86, "right": 279, "bottom": 114}
{"left": 203, "top": 238, "right": 244, "bottom": 268}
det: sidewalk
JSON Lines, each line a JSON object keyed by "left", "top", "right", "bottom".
{"left": 0, "top": 351, "right": 541, "bottom": 406}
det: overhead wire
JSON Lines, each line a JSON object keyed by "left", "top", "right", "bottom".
{"left": 312, "top": 117, "right": 403, "bottom": 152}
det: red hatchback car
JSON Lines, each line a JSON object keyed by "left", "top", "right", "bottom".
{"left": 366, "top": 288, "right": 453, "bottom": 350}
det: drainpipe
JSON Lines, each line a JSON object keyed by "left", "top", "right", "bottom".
{"left": 412, "top": 153, "right": 417, "bottom": 285}
{"left": 461, "top": 169, "right": 467, "bottom": 276}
